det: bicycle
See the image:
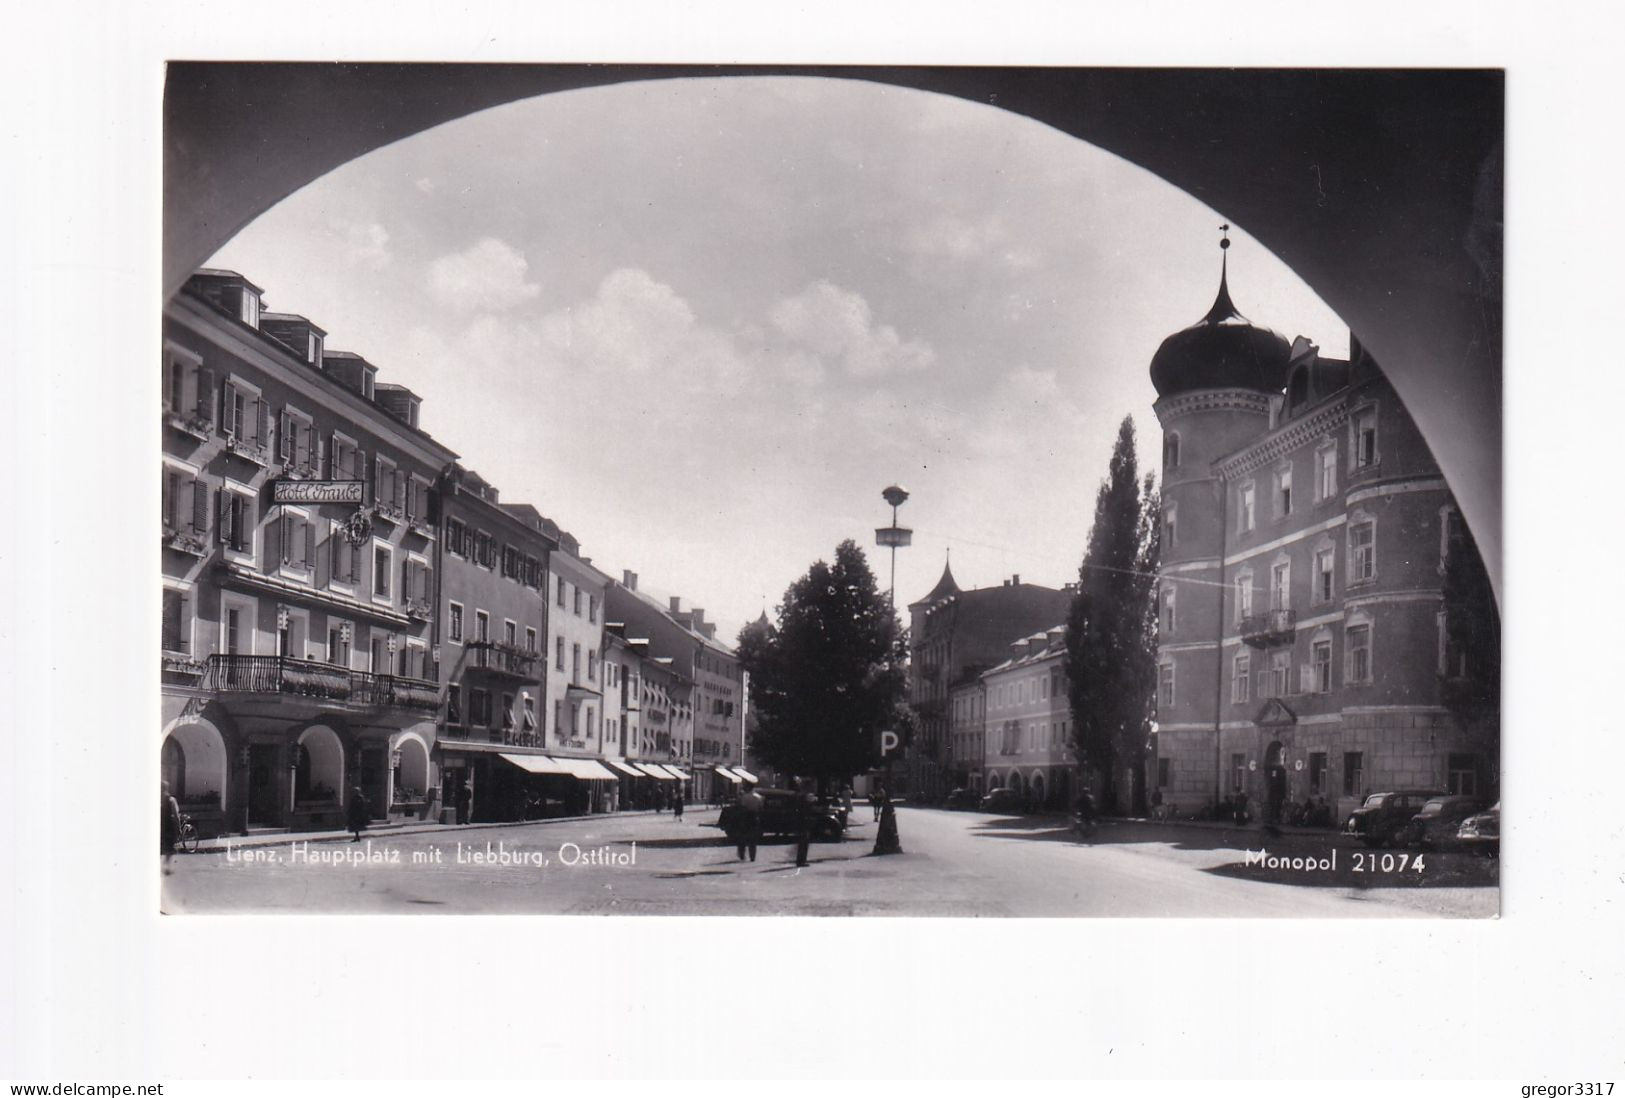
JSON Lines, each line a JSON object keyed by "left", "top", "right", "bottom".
{"left": 176, "top": 813, "right": 201, "bottom": 854}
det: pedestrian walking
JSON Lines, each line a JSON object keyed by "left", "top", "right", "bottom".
{"left": 654, "top": 786, "right": 666, "bottom": 814}
{"left": 869, "top": 788, "right": 881, "bottom": 822}
{"left": 673, "top": 786, "right": 685, "bottom": 820}
{"left": 735, "top": 784, "right": 764, "bottom": 862}
{"left": 347, "top": 785, "right": 370, "bottom": 842}
{"left": 793, "top": 784, "right": 813, "bottom": 868}
{"left": 161, "top": 780, "right": 182, "bottom": 875}
{"left": 456, "top": 780, "right": 472, "bottom": 825}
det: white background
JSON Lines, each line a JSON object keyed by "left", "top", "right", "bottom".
{"left": 3, "top": 0, "right": 1623, "bottom": 1082}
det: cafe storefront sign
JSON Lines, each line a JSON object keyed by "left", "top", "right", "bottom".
{"left": 272, "top": 480, "right": 365, "bottom": 505}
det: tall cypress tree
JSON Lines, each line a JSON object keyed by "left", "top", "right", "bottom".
{"left": 1065, "top": 416, "right": 1160, "bottom": 814}
{"left": 737, "top": 540, "right": 910, "bottom": 794}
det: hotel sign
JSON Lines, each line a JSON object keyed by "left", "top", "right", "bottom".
{"left": 272, "top": 480, "right": 365, "bottom": 505}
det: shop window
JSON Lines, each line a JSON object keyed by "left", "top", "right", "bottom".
{"left": 1309, "top": 752, "right": 1327, "bottom": 795}
{"left": 1343, "top": 751, "right": 1364, "bottom": 797}
{"left": 1447, "top": 753, "right": 1479, "bottom": 796}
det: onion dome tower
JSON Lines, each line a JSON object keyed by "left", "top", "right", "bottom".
{"left": 1150, "top": 228, "right": 1292, "bottom": 399}
{"left": 1150, "top": 229, "right": 1290, "bottom": 802}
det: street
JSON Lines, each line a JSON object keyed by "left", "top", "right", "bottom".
{"left": 162, "top": 805, "right": 1498, "bottom": 917}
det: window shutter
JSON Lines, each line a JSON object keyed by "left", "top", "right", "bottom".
{"left": 328, "top": 432, "right": 339, "bottom": 478}
{"left": 220, "top": 380, "right": 237, "bottom": 436}
{"left": 278, "top": 410, "right": 290, "bottom": 461}
{"left": 190, "top": 477, "right": 209, "bottom": 535}
{"left": 394, "top": 469, "right": 406, "bottom": 512}
{"left": 255, "top": 398, "right": 268, "bottom": 448}
{"left": 304, "top": 520, "right": 315, "bottom": 569}
{"left": 217, "top": 489, "right": 231, "bottom": 544}
{"left": 420, "top": 563, "right": 432, "bottom": 603}
{"left": 1298, "top": 664, "right": 1313, "bottom": 694}
{"left": 353, "top": 447, "right": 365, "bottom": 484}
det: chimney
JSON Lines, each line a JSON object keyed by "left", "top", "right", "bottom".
{"left": 690, "top": 608, "right": 705, "bottom": 626}
{"left": 622, "top": 570, "right": 638, "bottom": 590}
{"left": 670, "top": 596, "right": 682, "bottom": 614}
{"left": 1012, "top": 574, "right": 1021, "bottom": 586}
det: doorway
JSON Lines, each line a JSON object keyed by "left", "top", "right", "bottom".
{"left": 247, "top": 743, "right": 282, "bottom": 826}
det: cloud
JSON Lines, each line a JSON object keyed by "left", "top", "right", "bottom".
{"left": 328, "top": 217, "right": 392, "bottom": 269}
{"left": 768, "top": 281, "right": 935, "bottom": 377}
{"left": 902, "top": 212, "right": 1040, "bottom": 270}
{"left": 427, "top": 237, "right": 543, "bottom": 313}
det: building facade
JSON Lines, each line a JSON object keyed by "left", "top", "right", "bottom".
{"left": 1149, "top": 251, "right": 1499, "bottom": 821}
{"left": 980, "top": 628, "right": 1076, "bottom": 809}
{"left": 946, "top": 677, "right": 987, "bottom": 793}
{"left": 162, "top": 270, "right": 455, "bottom": 835}
{"left": 435, "top": 469, "right": 555, "bottom": 822}
{"left": 903, "top": 562, "right": 1074, "bottom": 800}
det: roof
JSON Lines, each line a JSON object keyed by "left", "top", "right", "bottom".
{"left": 910, "top": 557, "right": 961, "bottom": 607}
{"left": 1149, "top": 254, "right": 1292, "bottom": 399}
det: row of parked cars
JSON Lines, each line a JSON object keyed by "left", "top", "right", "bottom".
{"left": 1342, "top": 791, "right": 1499, "bottom": 854}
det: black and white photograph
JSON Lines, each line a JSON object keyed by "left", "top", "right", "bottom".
{"left": 158, "top": 63, "right": 1501, "bottom": 919}
{"left": 8, "top": 1, "right": 1625, "bottom": 1087}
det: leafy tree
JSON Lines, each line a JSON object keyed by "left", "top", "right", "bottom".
{"left": 737, "top": 540, "right": 910, "bottom": 794}
{"left": 1440, "top": 515, "right": 1501, "bottom": 767}
{"left": 1065, "top": 416, "right": 1160, "bottom": 815}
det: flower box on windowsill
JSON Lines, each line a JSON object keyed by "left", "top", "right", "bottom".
{"left": 223, "top": 435, "right": 269, "bottom": 466}
{"left": 162, "top": 653, "right": 206, "bottom": 677}
{"left": 280, "top": 663, "right": 353, "bottom": 701}
{"left": 165, "top": 410, "right": 213, "bottom": 441}
{"left": 372, "top": 503, "right": 404, "bottom": 526}
{"left": 163, "top": 527, "right": 210, "bottom": 557}
{"left": 404, "top": 599, "right": 431, "bottom": 621}
{"left": 406, "top": 516, "right": 433, "bottom": 539}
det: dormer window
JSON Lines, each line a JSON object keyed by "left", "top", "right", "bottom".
{"left": 238, "top": 287, "right": 260, "bottom": 329}
{"left": 307, "top": 331, "right": 323, "bottom": 366}
{"left": 362, "top": 371, "right": 376, "bottom": 401}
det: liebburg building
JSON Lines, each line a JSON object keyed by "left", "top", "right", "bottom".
{"left": 1149, "top": 244, "right": 1500, "bottom": 822}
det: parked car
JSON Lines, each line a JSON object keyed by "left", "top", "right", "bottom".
{"left": 979, "top": 787, "right": 1025, "bottom": 815}
{"left": 944, "top": 788, "right": 980, "bottom": 810}
{"left": 1342, "top": 790, "right": 1446, "bottom": 847}
{"left": 1456, "top": 801, "right": 1500, "bottom": 856}
{"left": 718, "top": 789, "right": 846, "bottom": 842}
{"left": 1394, "top": 795, "right": 1487, "bottom": 849}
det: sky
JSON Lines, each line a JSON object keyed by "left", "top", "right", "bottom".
{"left": 208, "top": 75, "right": 1347, "bottom": 647}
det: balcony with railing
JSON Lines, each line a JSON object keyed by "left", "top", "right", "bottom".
{"left": 463, "top": 641, "right": 540, "bottom": 680}
{"left": 205, "top": 655, "right": 440, "bottom": 715}
{"left": 1239, "top": 608, "right": 1297, "bottom": 648}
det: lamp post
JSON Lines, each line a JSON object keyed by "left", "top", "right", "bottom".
{"left": 875, "top": 485, "right": 913, "bottom": 608}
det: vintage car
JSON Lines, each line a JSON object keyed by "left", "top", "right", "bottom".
{"left": 1456, "top": 801, "right": 1500, "bottom": 856}
{"left": 718, "top": 789, "right": 846, "bottom": 842}
{"left": 944, "top": 788, "right": 981, "bottom": 810}
{"left": 1342, "top": 790, "right": 1447, "bottom": 847}
{"left": 1394, "top": 795, "right": 1487, "bottom": 849}
{"left": 979, "top": 787, "right": 1025, "bottom": 815}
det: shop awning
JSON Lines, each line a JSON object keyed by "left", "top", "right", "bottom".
{"left": 553, "top": 757, "right": 620, "bottom": 781}
{"left": 633, "top": 762, "right": 676, "bottom": 780}
{"left": 602, "top": 758, "right": 644, "bottom": 779}
{"left": 713, "top": 767, "right": 744, "bottom": 784}
{"left": 662, "top": 765, "right": 691, "bottom": 780}
{"left": 729, "top": 767, "right": 759, "bottom": 784}
{"left": 498, "top": 753, "right": 572, "bottom": 776}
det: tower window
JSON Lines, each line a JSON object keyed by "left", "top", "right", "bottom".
{"left": 1164, "top": 433, "right": 1181, "bottom": 470}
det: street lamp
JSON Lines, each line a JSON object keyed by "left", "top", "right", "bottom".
{"left": 875, "top": 485, "right": 912, "bottom": 608}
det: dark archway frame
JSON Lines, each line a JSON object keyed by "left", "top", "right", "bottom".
{"left": 164, "top": 64, "right": 1502, "bottom": 596}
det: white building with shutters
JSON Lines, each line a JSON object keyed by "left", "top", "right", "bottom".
{"left": 161, "top": 269, "right": 458, "bottom": 836}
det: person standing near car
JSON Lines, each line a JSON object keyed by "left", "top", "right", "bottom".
{"left": 735, "top": 783, "right": 764, "bottom": 862}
